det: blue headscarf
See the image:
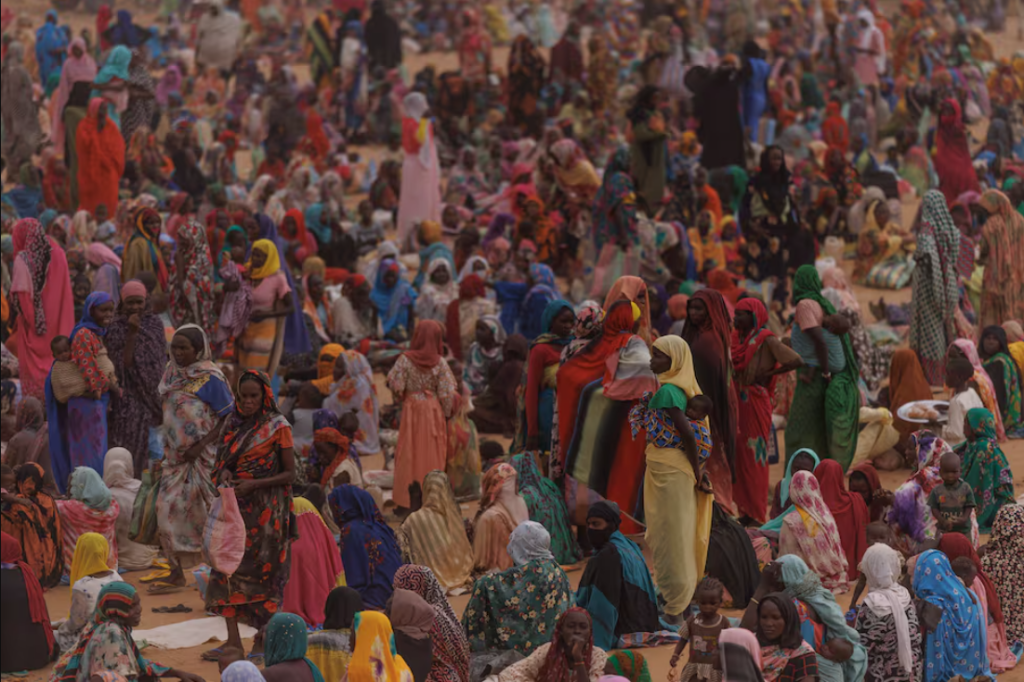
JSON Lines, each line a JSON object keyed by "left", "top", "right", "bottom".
{"left": 519, "top": 264, "right": 559, "bottom": 341}
{"left": 370, "top": 259, "right": 417, "bottom": 336}
{"left": 760, "top": 448, "right": 820, "bottom": 532}
{"left": 71, "top": 292, "right": 113, "bottom": 342}
{"left": 539, "top": 300, "right": 574, "bottom": 343}
{"left": 69, "top": 466, "right": 113, "bottom": 510}
{"left": 265, "top": 613, "right": 326, "bottom": 682}
{"left": 304, "top": 204, "right": 332, "bottom": 245}
{"left": 414, "top": 242, "right": 455, "bottom": 289}
{"left": 328, "top": 485, "right": 405, "bottom": 609}
{"left": 913, "top": 550, "right": 992, "bottom": 682}
{"left": 95, "top": 45, "right": 132, "bottom": 84}
{"left": 35, "top": 11, "right": 69, "bottom": 84}
{"left": 256, "top": 213, "right": 312, "bottom": 356}
{"left": 108, "top": 10, "right": 146, "bottom": 48}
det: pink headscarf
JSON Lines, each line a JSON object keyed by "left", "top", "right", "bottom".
{"left": 121, "top": 280, "right": 147, "bottom": 300}
{"left": 949, "top": 339, "right": 1006, "bottom": 440}
{"left": 50, "top": 38, "right": 98, "bottom": 154}
{"left": 85, "top": 242, "right": 122, "bottom": 269}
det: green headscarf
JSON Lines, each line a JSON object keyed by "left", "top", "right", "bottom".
{"left": 793, "top": 264, "right": 836, "bottom": 314}
{"left": 218, "top": 224, "right": 248, "bottom": 262}
{"left": 265, "top": 613, "right": 326, "bottom": 682}
{"left": 966, "top": 407, "right": 997, "bottom": 441}
{"left": 69, "top": 467, "right": 112, "bottom": 511}
{"left": 760, "top": 448, "right": 821, "bottom": 532}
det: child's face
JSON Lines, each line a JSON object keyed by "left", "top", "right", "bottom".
{"left": 940, "top": 460, "right": 961, "bottom": 486}
{"left": 230, "top": 246, "right": 246, "bottom": 264}
{"left": 696, "top": 590, "right": 722, "bottom": 618}
{"left": 95, "top": 205, "right": 109, "bottom": 223}
{"left": 685, "top": 405, "right": 709, "bottom": 422}
{"left": 359, "top": 202, "right": 373, "bottom": 221}
{"left": 1, "top": 471, "right": 15, "bottom": 491}
{"left": 866, "top": 526, "right": 891, "bottom": 547}
{"left": 52, "top": 341, "right": 71, "bottom": 362}
{"left": 339, "top": 414, "right": 360, "bottom": 438}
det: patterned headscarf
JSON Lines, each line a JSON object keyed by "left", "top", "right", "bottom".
{"left": 11, "top": 219, "right": 52, "bottom": 335}
{"left": 393, "top": 565, "right": 470, "bottom": 682}
{"left": 169, "top": 219, "right": 215, "bottom": 330}
{"left": 480, "top": 463, "right": 517, "bottom": 510}
{"left": 265, "top": 613, "right": 326, "bottom": 682}
{"left": 538, "top": 608, "right": 595, "bottom": 682}
{"left": 605, "top": 651, "right": 652, "bottom": 682}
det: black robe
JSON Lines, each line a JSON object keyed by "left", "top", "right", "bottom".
{"left": 690, "top": 67, "right": 746, "bottom": 170}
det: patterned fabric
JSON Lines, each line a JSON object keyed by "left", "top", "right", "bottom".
{"left": 982, "top": 351, "right": 1024, "bottom": 434}
{"left": 329, "top": 485, "right": 404, "bottom": 610}
{"left": 0, "top": 463, "right": 63, "bottom": 588}
{"left": 264, "top": 612, "right": 327, "bottom": 682}
{"left": 168, "top": 219, "right": 215, "bottom": 330}
{"left": 324, "top": 351, "right": 381, "bottom": 456}
{"left": 778, "top": 472, "right": 848, "bottom": 592}
{"left": 949, "top": 339, "right": 1006, "bottom": 441}
{"left": 396, "top": 472, "right": 475, "bottom": 592}
{"left": 629, "top": 392, "right": 711, "bottom": 467}
{"left": 10, "top": 219, "right": 51, "bottom": 335}
{"left": 511, "top": 453, "right": 582, "bottom": 565}
{"left": 760, "top": 643, "right": 817, "bottom": 682}
{"left": 980, "top": 505, "right": 1024, "bottom": 644}
{"left": 978, "top": 189, "right": 1024, "bottom": 327}
{"left": 956, "top": 408, "right": 1016, "bottom": 532}
{"left": 393, "top": 565, "right": 471, "bottom": 682}
{"left": 593, "top": 149, "right": 639, "bottom": 251}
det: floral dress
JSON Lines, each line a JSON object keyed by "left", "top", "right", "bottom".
{"left": 855, "top": 601, "right": 923, "bottom": 682}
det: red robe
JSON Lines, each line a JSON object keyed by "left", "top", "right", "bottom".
{"left": 75, "top": 113, "right": 125, "bottom": 217}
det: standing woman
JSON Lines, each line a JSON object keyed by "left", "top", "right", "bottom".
{"left": 909, "top": 191, "right": 961, "bottom": 386}
{"left": 981, "top": 505, "right": 1024, "bottom": 646}
{"left": 507, "top": 36, "right": 547, "bottom": 138}
{"left": 206, "top": 370, "right": 296, "bottom": 660}
{"left": 979, "top": 326, "right": 1024, "bottom": 435}
{"left": 154, "top": 325, "right": 234, "bottom": 595}
{"left": 48, "top": 291, "right": 117, "bottom": 484}
{"left": 51, "top": 38, "right": 97, "bottom": 156}
{"left": 681, "top": 289, "right": 738, "bottom": 513}
{"left": 105, "top": 281, "right": 168, "bottom": 477}
{"left": 75, "top": 99, "right": 126, "bottom": 219}
{"left": 626, "top": 86, "right": 668, "bottom": 214}
{"left": 591, "top": 150, "right": 640, "bottom": 297}
{"left": 9, "top": 219, "right": 74, "bottom": 400}
{"left": 977, "top": 189, "right": 1024, "bottom": 328}
{"left": 933, "top": 100, "right": 980, "bottom": 206}
{"left": 0, "top": 463, "right": 63, "bottom": 588}
{"left": 121, "top": 207, "right": 168, "bottom": 293}
{"left": 386, "top": 320, "right": 458, "bottom": 512}
{"left": 397, "top": 93, "right": 442, "bottom": 250}
{"left": 731, "top": 297, "right": 802, "bottom": 524}
{"left": 237, "top": 240, "right": 294, "bottom": 374}
{"left": 168, "top": 219, "right": 216, "bottom": 331}
{"left": 855, "top": 544, "right": 922, "bottom": 682}
{"left": 522, "top": 300, "right": 575, "bottom": 453}
{"left": 0, "top": 43, "right": 41, "bottom": 173}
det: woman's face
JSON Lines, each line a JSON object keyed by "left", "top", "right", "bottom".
{"left": 72, "top": 45, "right": 84, "bottom": 59}
{"left": 282, "top": 216, "right": 297, "bottom": 236}
{"left": 237, "top": 379, "right": 265, "bottom": 416}
{"left": 981, "top": 333, "right": 1001, "bottom": 358}
{"left": 551, "top": 308, "right": 576, "bottom": 339}
{"left": 687, "top": 298, "right": 708, "bottom": 328}
{"left": 559, "top": 611, "right": 592, "bottom": 648}
{"left": 251, "top": 248, "right": 268, "bottom": 270}
{"left": 93, "top": 301, "right": 116, "bottom": 327}
{"left": 128, "top": 595, "right": 143, "bottom": 627}
{"left": 333, "top": 354, "right": 349, "bottom": 381}
{"left": 308, "top": 275, "right": 325, "bottom": 302}
{"left": 768, "top": 148, "right": 784, "bottom": 172}
{"left": 244, "top": 217, "right": 260, "bottom": 244}
{"left": 476, "top": 321, "right": 496, "bottom": 349}
{"left": 171, "top": 333, "right": 199, "bottom": 366}
{"left": 758, "top": 600, "right": 786, "bottom": 643}
{"left": 431, "top": 266, "right": 451, "bottom": 286}
{"left": 144, "top": 213, "right": 162, "bottom": 234}
{"left": 734, "top": 308, "right": 755, "bottom": 335}
{"left": 383, "top": 270, "right": 399, "bottom": 288}
{"left": 649, "top": 346, "right": 672, "bottom": 374}
{"left": 848, "top": 472, "right": 872, "bottom": 506}
{"left": 217, "top": 212, "right": 231, "bottom": 231}
{"left": 526, "top": 202, "right": 541, "bottom": 221}
{"left": 122, "top": 295, "right": 146, "bottom": 317}
{"left": 873, "top": 202, "right": 891, "bottom": 226}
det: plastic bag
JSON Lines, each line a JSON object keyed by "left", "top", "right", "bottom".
{"left": 202, "top": 487, "right": 246, "bottom": 577}
{"left": 129, "top": 470, "right": 160, "bottom": 545}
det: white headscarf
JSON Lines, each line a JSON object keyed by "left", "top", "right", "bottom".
{"left": 507, "top": 520, "right": 554, "bottom": 566}
{"left": 856, "top": 10, "right": 886, "bottom": 74}
{"left": 102, "top": 448, "right": 137, "bottom": 492}
{"left": 861, "top": 543, "right": 914, "bottom": 674}
{"left": 403, "top": 92, "right": 429, "bottom": 121}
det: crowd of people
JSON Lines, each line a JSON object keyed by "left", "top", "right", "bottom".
{"left": 1, "top": 0, "right": 1024, "bottom": 679}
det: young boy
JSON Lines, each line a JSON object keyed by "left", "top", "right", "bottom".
{"left": 943, "top": 357, "right": 984, "bottom": 446}
{"left": 928, "top": 452, "right": 976, "bottom": 536}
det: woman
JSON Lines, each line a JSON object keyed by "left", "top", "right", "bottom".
{"left": 511, "top": 453, "right": 582, "bottom": 565}
{"left": 981, "top": 504, "right": 1024, "bottom": 645}
{"left": 51, "top": 38, "right": 97, "bottom": 155}
{"left": 980, "top": 326, "right": 1024, "bottom": 435}
{"left": 626, "top": 86, "right": 668, "bottom": 214}
{"left": 261, "top": 613, "right": 326, "bottom": 682}
{"left": 397, "top": 471, "right": 475, "bottom": 593}
{"left": 463, "top": 523, "right": 573, "bottom": 656}
{"left": 106, "top": 281, "right": 168, "bottom": 477}
{"left": 638, "top": 335, "right": 713, "bottom": 622}
{"left": 956, "top": 408, "right": 1015, "bottom": 532}
{"left": 394, "top": 564, "right": 471, "bottom": 682}
{"left": 397, "top": 93, "right": 442, "bottom": 249}
{"left": 786, "top": 266, "right": 860, "bottom": 469}
{"left": 120, "top": 49, "right": 156, "bottom": 143}
{"left": 76, "top": 99, "right": 126, "bottom": 219}
{"left": 507, "top": 36, "right": 547, "bottom": 138}
{"left": 913, "top": 550, "right": 992, "bottom": 682}
{"left": 753, "top": 594, "right": 819, "bottom": 682}
{"left": 933, "top": 99, "right": 980, "bottom": 206}
{"left": 852, "top": 10, "right": 884, "bottom": 88}
{"left": 909, "top": 191, "right": 961, "bottom": 386}
{"left": 9, "top": 219, "right": 74, "bottom": 399}
{"left": 282, "top": 497, "right": 345, "bottom": 628}
{"left": 447, "top": 277, "right": 499, "bottom": 363}
{"left": 121, "top": 207, "right": 167, "bottom": 293}
{"left": 48, "top": 291, "right": 117, "bottom": 487}
{"left": 50, "top": 582, "right": 204, "bottom": 682}
{"left": 497, "top": 608, "right": 608, "bottom": 682}
{"left": 889, "top": 430, "right": 964, "bottom": 552}
{"left": 718, "top": 630, "right": 762, "bottom": 682}
{"left": 206, "top": 370, "right": 296, "bottom": 659}
{"left": 386, "top": 321, "right": 458, "bottom": 510}
{"left": 168, "top": 219, "right": 215, "bottom": 331}
{"left": 307, "top": 587, "right": 363, "bottom": 682}
{"left": 1, "top": 44, "right": 42, "bottom": 174}
{"left": 87, "top": 242, "right": 123, "bottom": 305}
{"left": 328, "top": 484, "right": 404, "bottom": 610}
{"left": 347, "top": 612, "right": 415, "bottom": 682}
{"left": 324, "top": 350, "right": 382, "bottom": 456}
{"left": 416, "top": 259, "right": 460, "bottom": 324}
{"left": 591, "top": 150, "right": 640, "bottom": 297}
{"left": 56, "top": 467, "right": 119, "bottom": 574}
{"left": 473, "top": 463, "right": 530, "bottom": 573}
{"left": 154, "top": 325, "right": 233, "bottom": 595}
{"left": 0, "top": 463, "right": 62, "bottom": 588}
{"left": 102, "top": 449, "right": 157, "bottom": 571}
{"left": 853, "top": 199, "right": 911, "bottom": 283}
{"left": 3, "top": 398, "right": 54, "bottom": 490}
{"left": 938, "top": 533, "right": 1017, "bottom": 673}
{"left": 461, "top": 315, "right": 506, "bottom": 396}
{"left": 55, "top": 533, "right": 124, "bottom": 653}
{"left": 814, "top": 460, "right": 868, "bottom": 581}
{"left": 855, "top": 544, "right": 922, "bottom": 682}
{"left": 523, "top": 300, "right": 575, "bottom": 453}
{"left": 978, "top": 189, "right": 1024, "bottom": 328}
{"left": 470, "top": 334, "right": 529, "bottom": 436}
{"left": 949, "top": 338, "right": 1006, "bottom": 440}
{"left": 777, "top": 471, "right": 849, "bottom": 592}
{"left": 0, "top": 532, "right": 54, "bottom": 674}
{"left": 732, "top": 297, "right": 802, "bottom": 524}
{"left": 740, "top": 147, "right": 795, "bottom": 291}
{"left": 372, "top": 260, "right": 417, "bottom": 342}
{"left": 236, "top": 239, "right": 294, "bottom": 374}
{"left": 390, "top": 589, "right": 435, "bottom": 682}
{"left": 681, "top": 288, "right": 738, "bottom": 512}
{"left": 887, "top": 348, "right": 934, "bottom": 447}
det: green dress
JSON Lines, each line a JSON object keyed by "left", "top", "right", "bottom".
{"left": 955, "top": 408, "right": 1016, "bottom": 532}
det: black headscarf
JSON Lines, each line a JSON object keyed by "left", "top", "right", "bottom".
{"left": 981, "top": 325, "right": 1011, "bottom": 359}
{"left": 324, "top": 586, "right": 364, "bottom": 630}
{"left": 365, "top": 0, "right": 402, "bottom": 70}
{"left": 750, "top": 146, "right": 793, "bottom": 218}
{"left": 756, "top": 593, "right": 805, "bottom": 649}
{"left": 586, "top": 501, "right": 622, "bottom": 530}
{"left": 705, "top": 503, "right": 761, "bottom": 609}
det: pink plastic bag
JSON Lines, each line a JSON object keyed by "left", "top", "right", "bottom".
{"left": 202, "top": 487, "right": 246, "bottom": 577}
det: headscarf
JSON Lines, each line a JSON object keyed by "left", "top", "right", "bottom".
{"left": 102, "top": 447, "right": 135, "bottom": 491}
{"left": 264, "top": 613, "right": 326, "bottom": 682}
{"left": 605, "top": 651, "right": 652, "bottom": 682}
{"left": 71, "top": 291, "right": 113, "bottom": 344}
{"left": 979, "top": 189, "right": 1024, "bottom": 318}
{"left": 860, "top": 544, "right": 914, "bottom": 674}
{"left": 390, "top": 588, "right": 434, "bottom": 639}
{"left": 323, "top": 586, "right": 364, "bottom": 630}
{"left": 69, "top": 466, "right": 113, "bottom": 510}
{"left": 593, "top": 148, "right": 638, "bottom": 251}
{"left": 312, "top": 344, "right": 345, "bottom": 394}
{"left": 393, "top": 564, "right": 470, "bottom": 682}
{"left": 889, "top": 348, "right": 934, "bottom": 439}
{"left": 603, "top": 276, "right": 652, "bottom": 345}
{"left": 11, "top": 219, "right": 52, "bottom": 335}
{"left": 730, "top": 297, "right": 773, "bottom": 379}
{"left": 538, "top": 609, "right": 595, "bottom": 682}
{"left": 347, "top": 611, "right": 415, "bottom": 682}
{"left": 221, "top": 662, "right": 266, "bottom": 682}
{"left": 249, "top": 238, "right": 282, "bottom": 280}
{"left": 127, "top": 207, "right": 169, "bottom": 290}
{"left": 937, "top": 532, "right": 1002, "bottom": 623}
{"left": 651, "top": 335, "right": 702, "bottom": 398}
{"left": 404, "top": 319, "right": 445, "bottom": 370}
{"left": 507, "top": 520, "right": 555, "bottom": 565}
{"left": 771, "top": 448, "right": 821, "bottom": 524}
{"left": 719, "top": 629, "right": 764, "bottom": 682}
{"left": 815, "top": 459, "right": 869, "bottom": 577}
{"left": 169, "top": 219, "right": 215, "bottom": 330}
{"left": 328, "top": 485, "right": 404, "bottom": 610}
{"left": 68, "top": 532, "right": 112, "bottom": 596}
{"left": 756, "top": 593, "right": 805, "bottom": 648}
{"left": 371, "top": 259, "right": 417, "bottom": 336}
{"left": 1, "top": 531, "right": 54, "bottom": 653}
{"left": 949, "top": 339, "right": 1006, "bottom": 440}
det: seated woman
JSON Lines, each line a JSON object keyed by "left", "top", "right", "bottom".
{"left": 473, "top": 463, "right": 530, "bottom": 573}
{"left": 463, "top": 522, "right": 573, "bottom": 656}
{"left": 394, "top": 565, "right": 471, "bottom": 682}
{"left": 102, "top": 448, "right": 158, "bottom": 571}
{"left": 575, "top": 501, "right": 659, "bottom": 651}
{"left": 331, "top": 275, "right": 383, "bottom": 349}
{"left": 979, "top": 325, "right": 1024, "bottom": 436}
{"left": 324, "top": 350, "right": 381, "bottom": 457}
{"left": 706, "top": 502, "right": 762, "bottom": 610}
{"left": 470, "top": 334, "right": 529, "bottom": 436}
{"left": 348, "top": 612, "right": 415, "bottom": 682}
{"left": 852, "top": 199, "right": 913, "bottom": 283}
{"left": 56, "top": 467, "right": 120, "bottom": 574}
{"left": 913, "top": 550, "right": 992, "bottom": 682}
{"left": 854, "top": 544, "right": 922, "bottom": 682}
{"left": 397, "top": 471, "right": 475, "bottom": 593}
{"left": 814, "top": 460, "right": 868, "bottom": 582}
{"left": 329, "top": 484, "right": 404, "bottom": 609}
{"left": 282, "top": 497, "right": 345, "bottom": 628}
{"left": 955, "top": 408, "right": 1016, "bottom": 533}
{"left": 846, "top": 462, "right": 893, "bottom": 523}
{"left": 415, "top": 258, "right": 459, "bottom": 324}
{"left": 261, "top": 613, "right": 328, "bottom": 682}
{"left": 0, "top": 532, "right": 54, "bottom": 675}
{"left": 49, "top": 582, "right": 204, "bottom": 681}
{"left": 306, "top": 587, "right": 363, "bottom": 682}
{"left": 0, "top": 463, "right": 62, "bottom": 589}
{"left": 981, "top": 505, "right": 1024, "bottom": 651}
{"left": 948, "top": 339, "right": 1006, "bottom": 441}
{"left": 371, "top": 259, "right": 418, "bottom": 342}
{"left": 388, "top": 589, "right": 435, "bottom": 682}
{"left": 511, "top": 453, "right": 582, "bottom": 566}
{"left": 764, "top": 450, "right": 819, "bottom": 528}
{"left": 496, "top": 609, "right": 608, "bottom": 682}
{"left": 750, "top": 594, "right": 819, "bottom": 682}
{"left": 56, "top": 533, "right": 124, "bottom": 653}
{"left": 777, "top": 472, "right": 850, "bottom": 593}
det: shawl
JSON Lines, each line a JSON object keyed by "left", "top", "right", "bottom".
{"left": 706, "top": 502, "right": 761, "bottom": 609}
{"left": 979, "top": 189, "right": 1024, "bottom": 321}
{"left": 265, "top": 613, "right": 327, "bottom": 682}
{"left": 937, "top": 532, "right": 1002, "bottom": 623}
{"left": 764, "top": 448, "right": 821, "bottom": 532}
{"left": 311, "top": 344, "right": 344, "bottom": 395}
{"left": 911, "top": 190, "right": 961, "bottom": 364}
{"left": 394, "top": 565, "right": 471, "bottom": 682}
{"left": 51, "top": 38, "right": 97, "bottom": 152}
{"left": 719, "top": 630, "right": 763, "bottom": 682}
{"left": 398, "top": 472, "right": 475, "bottom": 592}
{"left": 1, "top": 531, "right": 54, "bottom": 653}
{"left": 888, "top": 430, "right": 950, "bottom": 544}
{"left": 283, "top": 498, "right": 346, "bottom": 628}
{"left": 324, "top": 351, "right": 380, "bottom": 456}
{"left": 69, "top": 466, "right": 113, "bottom": 511}
{"left": 958, "top": 408, "right": 1015, "bottom": 531}
{"left": 249, "top": 238, "right": 282, "bottom": 280}
{"left": 511, "top": 453, "right": 582, "bottom": 565}
{"left": 593, "top": 149, "right": 639, "bottom": 251}
{"left": 652, "top": 334, "right": 703, "bottom": 399}
{"left": 779, "top": 472, "right": 849, "bottom": 590}
{"left": 405, "top": 319, "right": 445, "bottom": 370}
{"left": 913, "top": 550, "right": 992, "bottom": 682}
{"left": 158, "top": 325, "right": 229, "bottom": 398}
{"left": 391, "top": 589, "right": 435, "bottom": 682}
{"left": 980, "top": 505, "right": 1024, "bottom": 643}
{"left": 949, "top": 339, "right": 1006, "bottom": 440}
{"left": 603, "top": 276, "right": 652, "bottom": 345}
{"left": 222, "top": 662, "right": 266, "bottom": 682}
{"left": 348, "top": 611, "right": 414, "bottom": 682}
{"left": 814, "top": 460, "right": 869, "bottom": 579}
{"left": 889, "top": 348, "right": 934, "bottom": 440}
{"left": 256, "top": 213, "right": 312, "bottom": 356}
{"left": 371, "top": 259, "right": 417, "bottom": 336}
{"left": 328, "top": 485, "right": 404, "bottom": 609}
{"left": 507, "top": 520, "right": 555, "bottom": 565}
{"left": 934, "top": 100, "right": 981, "bottom": 204}
{"left": 169, "top": 219, "right": 215, "bottom": 330}
{"left": 730, "top": 297, "right": 773, "bottom": 380}
{"left": 606, "top": 650, "right": 653, "bottom": 682}
{"left": 11, "top": 219, "right": 52, "bottom": 335}
{"left": 749, "top": 146, "right": 794, "bottom": 218}
{"left": 68, "top": 532, "right": 111, "bottom": 596}
{"left": 126, "top": 207, "right": 168, "bottom": 291}
{"left": 860, "top": 544, "right": 914, "bottom": 674}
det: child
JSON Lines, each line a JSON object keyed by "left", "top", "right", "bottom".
{"left": 685, "top": 395, "right": 715, "bottom": 493}
{"left": 51, "top": 335, "right": 71, "bottom": 363}
{"left": 928, "top": 452, "right": 976, "bottom": 537}
{"left": 211, "top": 244, "right": 253, "bottom": 359}
{"left": 447, "top": 359, "right": 482, "bottom": 501}
{"left": 669, "top": 577, "right": 730, "bottom": 682}
{"left": 950, "top": 556, "right": 977, "bottom": 588}
{"left": 93, "top": 204, "right": 117, "bottom": 245}
{"left": 943, "top": 357, "right": 984, "bottom": 446}
{"left": 352, "top": 199, "right": 386, "bottom": 257}
{"left": 848, "top": 522, "right": 904, "bottom": 609}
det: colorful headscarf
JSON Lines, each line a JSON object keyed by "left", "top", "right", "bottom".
{"left": 11, "top": 219, "right": 52, "bottom": 335}
{"left": 68, "top": 532, "right": 112, "bottom": 596}
{"left": 249, "top": 238, "right": 282, "bottom": 280}
{"left": 265, "top": 613, "right": 326, "bottom": 682}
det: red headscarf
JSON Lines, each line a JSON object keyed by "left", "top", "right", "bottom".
{"left": 814, "top": 460, "right": 869, "bottom": 580}
{"left": 707, "top": 268, "right": 743, "bottom": 308}
{"left": 821, "top": 101, "right": 849, "bottom": 154}
{"left": 1, "top": 531, "right": 54, "bottom": 653}
{"left": 730, "top": 297, "right": 774, "bottom": 383}
{"left": 934, "top": 99, "right": 981, "bottom": 205}
{"left": 404, "top": 320, "right": 446, "bottom": 370}
{"left": 937, "top": 532, "right": 1003, "bottom": 624}
{"left": 538, "top": 608, "right": 594, "bottom": 682}
{"left": 445, "top": 275, "right": 488, "bottom": 359}
{"left": 283, "top": 209, "right": 311, "bottom": 246}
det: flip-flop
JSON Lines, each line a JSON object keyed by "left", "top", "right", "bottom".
{"left": 247, "top": 653, "right": 265, "bottom": 665}
{"left": 146, "top": 582, "right": 184, "bottom": 596}
{"left": 200, "top": 647, "right": 225, "bottom": 662}
{"left": 139, "top": 569, "right": 173, "bottom": 584}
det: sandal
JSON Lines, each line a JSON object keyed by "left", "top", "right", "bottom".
{"left": 200, "top": 647, "right": 225, "bottom": 663}
{"left": 146, "top": 581, "right": 185, "bottom": 596}
{"left": 152, "top": 604, "right": 193, "bottom": 614}
{"left": 139, "top": 569, "right": 173, "bottom": 584}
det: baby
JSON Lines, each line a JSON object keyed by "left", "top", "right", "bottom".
{"left": 686, "top": 395, "right": 715, "bottom": 493}
{"left": 51, "top": 335, "right": 71, "bottom": 363}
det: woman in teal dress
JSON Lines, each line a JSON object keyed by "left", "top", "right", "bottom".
{"left": 955, "top": 408, "right": 1016, "bottom": 532}
{"left": 510, "top": 453, "right": 582, "bottom": 565}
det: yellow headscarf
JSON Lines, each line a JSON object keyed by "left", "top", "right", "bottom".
{"left": 652, "top": 335, "right": 703, "bottom": 399}
{"left": 348, "top": 611, "right": 414, "bottom": 682}
{"left": 312, "top": 343, "right": 345, "bottom": 394}
{"left": 249, "top": 239, "right": 282, "bottom": 280}
{"left": 69, "top": 532, "right": 111, "bottom": 596}
{"left": 419, "top": 220, "right": 442, "bottom": 245}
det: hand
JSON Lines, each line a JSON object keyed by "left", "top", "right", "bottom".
{"left": 182, "top": 445, "right": 203, "bottom": 463}
{"left": 250, "top": 311, "right": 267, "bottom": 323}
{"left": 234, "top": 479, "right": 259, "bottom": 497}
{"left": 569, "top": 639, "right": 585, "bottom": 664}
{"left": 127, "top": 314, "right": 142, "bottom": 333}
{"left": 218, "top": 470, "right": 233, "bottom": 486}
